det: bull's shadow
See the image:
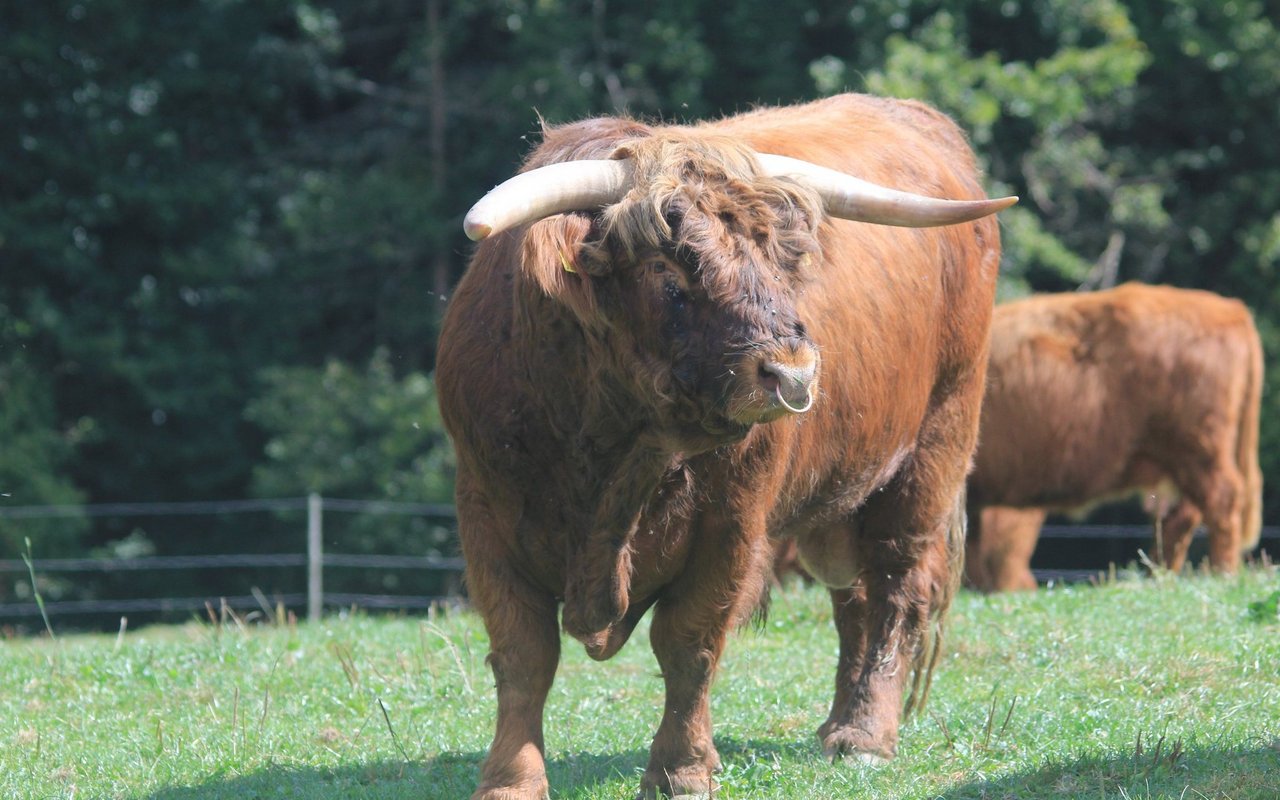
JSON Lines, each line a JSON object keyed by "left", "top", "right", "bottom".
{"left": 138, "top": 738, "right": 1280, "bottom": 799}
{"left": 135, "top": 739, "right": 805, "bottom": 799}
{"left": 138, "top": 746, "right": 645, "bottom": 800}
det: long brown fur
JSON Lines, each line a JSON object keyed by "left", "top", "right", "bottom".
{"left": 966, "top": 283, "right": 1265, "bottom": 592}
{"left": 437, "top": 93, "right": 1003, "bottom": 799}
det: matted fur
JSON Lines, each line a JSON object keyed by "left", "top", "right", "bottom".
{"left": 966, "top": 282, "right": 1265, "bottom": 592}
{"left": 594, "top": 135, "right": 824, "bottom": 290}
{"left": 438, "top": 93, "right": 1003, "bottom": 800}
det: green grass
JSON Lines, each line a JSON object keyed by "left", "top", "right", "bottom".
{"left": 3, "top": 568, "right": 1279, "bottom": 799}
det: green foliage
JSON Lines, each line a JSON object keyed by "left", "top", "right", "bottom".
{"left": 0, "top": 348, "right": 86, "bottom": 561}
{"left": 1248, "top": 587, "right": 1280, "bottom": 623}
{"left": 246, "top": 351, "right": 458, "bottom": 589}
{"left": 855, "top": 2, "right": 1152, "bottom": 290}
{"left": 247, "top": 349, "right": 453, "bottom": 505}
{"left": 2, "top": 0, "right": 336, "bottom": 512}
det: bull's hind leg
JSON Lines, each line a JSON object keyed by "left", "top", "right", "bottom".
{"left": 460, "top": 491, "right": 560, "bottom": 800}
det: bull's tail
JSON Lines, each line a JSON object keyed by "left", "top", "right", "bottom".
{"left": 1237, "top": 321, "right": 1265, "bottom": 552}
{"left": 904, "top": 491, "right": 966, "bottom": 720}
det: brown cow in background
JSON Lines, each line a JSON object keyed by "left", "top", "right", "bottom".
{"left": 438, "top": 93, "right": 1013, "bottom": 799}
{"left": 965, "top": 283, "right": 1264, "bottom": 592}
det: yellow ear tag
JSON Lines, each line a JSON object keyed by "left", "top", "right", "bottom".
{"left": 558, "top": 250, "right": 577, "bottom": 273}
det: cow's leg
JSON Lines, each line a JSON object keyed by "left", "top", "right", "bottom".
{"left": 1153, "top": 497, "right": 1201, "bottom": 574}
{"left": 640, "top": 511, "right": 770, "bottom": 798}
{"left": 471, "top": 575, "right": 559, "bottom": 800}
{"left": 1178, "top": 459, "right": 1245, "bottom": 574}
{"left": 820, "top": 397, "right": 975, "bottom": 761}
{"left": 460, "top": 493, "right": 560, "bottom": 800}
{"left": 973, "top": 507, "right": 1045, "bottom": 592}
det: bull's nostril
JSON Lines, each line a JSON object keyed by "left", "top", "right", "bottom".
{"left": 758, "top": 362, "right": 782, "bottom": 394}
{"left": 758, "top": 357, "right": 818, "bottom": 413}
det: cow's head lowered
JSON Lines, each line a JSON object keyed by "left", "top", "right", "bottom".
{"left": 465, "top": 133, "right": 1014, "bottom": 445}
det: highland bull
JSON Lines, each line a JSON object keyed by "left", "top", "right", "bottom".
{"left": 965, "top": 283, "right": 1264, "bottom": 592}
{"left": 436, "top": 93, "right": 1015, "bottom": 799}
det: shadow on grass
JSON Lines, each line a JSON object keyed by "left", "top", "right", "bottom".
{"left": 136, "top": 737, "right": 1280, "bottom": 799}
{"left": 138, "top": 738, "right": 812, "bottom": 800}
{"left": 140, "top": 746, "right": 649, "bottom": 800}
{"left": 931, "top": 742, "right": 1280, "bottom": 800}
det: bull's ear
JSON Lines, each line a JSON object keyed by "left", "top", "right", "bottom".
{"left": 521, "top": 214, "right": 601, "bottom": 325}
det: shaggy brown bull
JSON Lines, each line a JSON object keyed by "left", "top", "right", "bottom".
{"left": 437, "top": 93, "right": 1013, "bottom": 799}
{"left": 965, "top": 283, "right": 1264, "bottom": 592}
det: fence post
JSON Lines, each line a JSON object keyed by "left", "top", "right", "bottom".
{"left": 307, "top": 493, "right": 323, "bottom": 622}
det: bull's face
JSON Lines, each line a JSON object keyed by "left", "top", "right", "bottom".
{"left": 521, "top": 140, "right": 825, "bottom": 440}
{"left": 600, "top": 210, "right": 821, "bottom": 436}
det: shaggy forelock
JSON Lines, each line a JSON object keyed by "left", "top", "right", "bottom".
{"left": 592, "top": 134, "right": 824, "bottom": 298}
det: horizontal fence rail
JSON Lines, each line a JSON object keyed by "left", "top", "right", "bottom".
{"left": 0, "top": 554, "right": 309, "bottom": 573}
{"left": 1, "top": 497, "right": 1276, "bottom": 624}
{"left": 0, "top": 593, "right": 459, "bottom": 619}
{"left": 0, "top": 498, "right": 312, "bottom": 519}
{"left": 0, "top": 494, "right": 461, "bottom": 623}
{"left": 1038, "top": 524, "right": 1277, "bottom": 540}
{"left": 0, "top": 553, "right": 467, "bottom": 574}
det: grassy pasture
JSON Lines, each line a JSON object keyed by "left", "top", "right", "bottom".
{"left": 2, "top": 567, "right": 1278, "bottom": 799}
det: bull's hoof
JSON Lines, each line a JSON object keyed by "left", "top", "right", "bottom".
{"left": 819, "top": 724, "right": 896, "bottom": 764}
{"left": 637, "top": 758, "right": 720, "bottom": 800}
{"left": 471, "top": 778, "right": 549, "bottom": 800}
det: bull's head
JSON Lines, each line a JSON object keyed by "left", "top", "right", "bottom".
{"left": 465, "top": 135, "right": 1016, "bottom": 443}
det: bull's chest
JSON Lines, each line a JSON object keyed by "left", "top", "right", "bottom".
{"left": 514, "top": 479, "right": 697, "bottom": 598}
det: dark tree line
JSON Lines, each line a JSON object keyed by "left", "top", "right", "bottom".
{"left": 3, "top": 0, "right": 1279, "bottom": 612}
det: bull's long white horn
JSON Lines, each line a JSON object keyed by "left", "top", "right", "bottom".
{"left": 463, "top": 159, "right": 634, "bottom": 241}
{"left": 757, "top": 154, "right": 1018, "bottom": 227}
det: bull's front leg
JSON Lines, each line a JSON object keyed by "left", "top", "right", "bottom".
{"left": 641, "top": 506, "right": 772, "bottom": 798}
{"left": 561, "top": 449, "right": 667, "bottom": 643}
{"left": 459, "top": 493, "right": 562, "bottom": 800}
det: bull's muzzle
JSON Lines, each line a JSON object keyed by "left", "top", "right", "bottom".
{"left": 758, "top": 355, "right": 817, "bottom": 413}
{"left": 719, "top": 338, "right": 821, "bottom": 427}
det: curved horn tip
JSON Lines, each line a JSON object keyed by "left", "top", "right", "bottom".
{"left": 463, "top": 217, "right": 493, "bottom": 242}
{"left": 994, "top": 195, "right": 1020, "bottom": 211}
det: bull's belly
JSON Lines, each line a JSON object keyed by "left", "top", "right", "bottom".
{"left": 794, "top": 530, "right": 861, "bottom": 588}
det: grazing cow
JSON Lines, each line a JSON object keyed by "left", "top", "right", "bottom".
{"left": 965, "top": 283, "right": 1264, "bottom": 592}
{"left": 437, "top": 93, "right": 1013, "bottom": 799}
